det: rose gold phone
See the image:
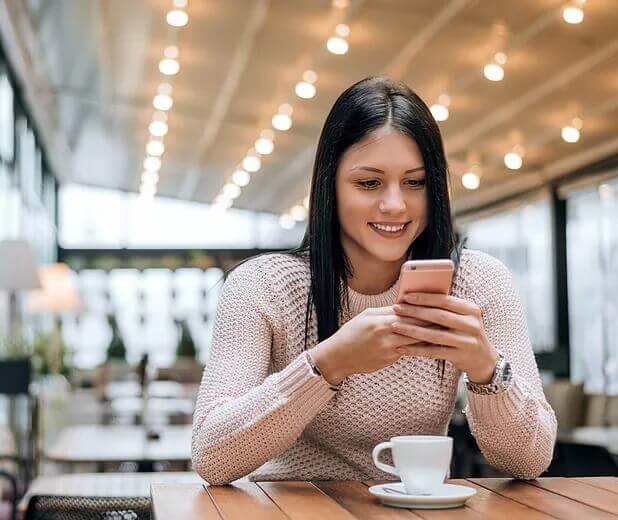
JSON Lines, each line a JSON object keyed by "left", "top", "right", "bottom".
{"left": 397, "top": 259, "right": 454, "bottom": 303}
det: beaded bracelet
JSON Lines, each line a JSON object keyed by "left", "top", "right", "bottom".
{"left": 305, "top": 349, "right": 343, "bottom": 392}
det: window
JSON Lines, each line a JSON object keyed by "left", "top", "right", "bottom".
{"left": 459, "top": 197, "right": 555, "bottom": 352}
{"left": 0, "top": 70, "right": 14, "bottom": 163}
{"left": 565, "top": 177, "right": 618, "bottom": 394}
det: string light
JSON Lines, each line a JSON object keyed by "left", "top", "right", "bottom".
{"left": 484, "top": 52, "right": 507, "bottom": 82}
{"left": 504, "top": 146, "right": 524, "bottom": 170}
{"left": 327, "top": 37, "right": 349, "bottom": 55}
{"left": 242, "top": 154, "right": 262, "bottom": 173}
{"left": 335, "top": 24, "right": 350, "bottom": 37}
{"left": 295, "top": 81, "right": 316, "bottom": 99}
{"left": 430, "top": 95, "right": 451, "bottom": 122}
{"left": 146, "top": 140, "right": 165, "bottom": 156}
{"left": 153, "top": 94, "right": 173, "bottom": 111}
{"left": 223, "top": 183, "right": 241, "bottom": 199}
{"left": 149, "top": 120, "right": 168, "bottom": 137}
{"left": 290, "top": 204, "right": 307, "bottom": 221}
{"left": 563, "top": 1, "right": 585, "bottom": 24}
{"left": 462, "top": 172, "right": 480, "bottom": 190}
{"left": 255, "top": 136, "right": 274, "bottom": 155}
{"left": 272, "top": 104, "right": 293, "bottom": 131}
{"left": 141, "top": 171, "right": 159, "bottom": 185}
{"left": 232, "top": 169, "right": 251, "bottom": 187}
{"left": 143, "top": 156, "right": 162, "bottom": 171}
{"left": 167, "top": 9, "right": 189, "bottom": 27}
{"left": 561, "top": 117, "right": 582, "bottom": 143}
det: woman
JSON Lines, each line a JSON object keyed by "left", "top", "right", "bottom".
{"left": 192, "top": 77, "right": 557, "bottom": 485}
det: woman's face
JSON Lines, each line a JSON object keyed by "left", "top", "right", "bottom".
{"left": 336, "top": 126, "right": 428, "bottom": 266}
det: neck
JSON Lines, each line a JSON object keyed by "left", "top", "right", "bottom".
{"left": 343, "top": 239, "right": 406, "bottom": 295}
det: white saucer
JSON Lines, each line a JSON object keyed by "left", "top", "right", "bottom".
{"left": 367, "top": 482, "right": 476, "bottom": 509}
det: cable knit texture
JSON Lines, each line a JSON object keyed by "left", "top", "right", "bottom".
{"left": 192, "top": 249, "right": 557, "bottom": 485}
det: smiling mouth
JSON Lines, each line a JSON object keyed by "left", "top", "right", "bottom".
{"left": 368, "top": 222, "right": 411, "bottom": 236}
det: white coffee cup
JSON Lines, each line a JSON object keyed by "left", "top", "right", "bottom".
{"left": 372, "top": 435, "right": 453, "bottom": 495}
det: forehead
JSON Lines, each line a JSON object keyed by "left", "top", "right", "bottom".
{"left": 339, "top": 127, "right": 424, "bottom": 170}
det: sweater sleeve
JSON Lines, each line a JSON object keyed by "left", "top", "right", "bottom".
{"left": 462, "top": 252, "right": 557, "bottom": 479}
{"left": 191, "top": 257, "right": 336, "bottom": 485}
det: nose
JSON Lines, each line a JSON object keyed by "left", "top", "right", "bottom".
{"left": 379, "top": 185, "right": 406, "bottom": 214}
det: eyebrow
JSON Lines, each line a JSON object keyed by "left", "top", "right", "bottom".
{"left": 351, "top": 166, "right": 425, "bottom": 174}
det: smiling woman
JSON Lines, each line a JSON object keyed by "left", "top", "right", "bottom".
{"left": 191, "top": 77, "right": 557, "bottom": 486}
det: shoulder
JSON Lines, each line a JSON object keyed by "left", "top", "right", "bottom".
{"left": 455, "top": 248, "right": 517, "bottom": 304}
{"left": 224, "top": 252, "right": 310, "bottom": 299}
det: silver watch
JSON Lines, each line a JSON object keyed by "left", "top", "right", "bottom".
{"left": 464, "top": 350, "right": 512, "bottom": 395}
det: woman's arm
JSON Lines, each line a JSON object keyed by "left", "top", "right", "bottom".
{"left": 463, "top": 252, "right": 557, "bottom": 479}
{"left": 191, "top": 258, "right": 336, "bottom": 485}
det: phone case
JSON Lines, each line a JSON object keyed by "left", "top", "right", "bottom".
{"left": 397, "top": 259, "right": 454, "bottom": 302}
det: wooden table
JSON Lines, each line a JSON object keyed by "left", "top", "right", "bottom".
{"left": 152, "top": 478, "right": 618, "bottom": 519}
{"left": 46, "top": 425, "right": 192, "bottom": 471}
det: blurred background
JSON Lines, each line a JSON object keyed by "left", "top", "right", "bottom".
{"left": 0, "top": 0, "right": 616, "bottom": 517}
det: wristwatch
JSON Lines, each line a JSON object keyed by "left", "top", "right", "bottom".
{"left": 463, "top": 350, "right": 512, "bottom": 395}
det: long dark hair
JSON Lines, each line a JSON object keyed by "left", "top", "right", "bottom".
{"left": 290, "top": 76, "right": 459, "bottom": 378}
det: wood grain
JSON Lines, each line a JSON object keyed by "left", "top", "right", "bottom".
{"left": 470, "top": 478, "right": 617, "bottom": 519}
{"left": 206, "top": 481, "right": 288, "bottom": 519}
{"left": 529, "top": 478, "right": 618, "bottom": 515}
{"left": 151, "top": 484, "right": 220, "bottom": 520}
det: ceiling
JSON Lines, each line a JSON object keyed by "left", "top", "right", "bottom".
{"left": 5, "top": 0, "right": 618, "bottom": 215}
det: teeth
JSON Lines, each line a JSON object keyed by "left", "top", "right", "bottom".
{"left": 371, "top": 223, "right": 405, "bottom": 232}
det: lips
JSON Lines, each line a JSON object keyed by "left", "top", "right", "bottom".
{"left": 368, "top": 221, "right": 410, "bottom": 238}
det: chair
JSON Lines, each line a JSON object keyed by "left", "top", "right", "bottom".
{"left": 24, "top": 495, "right": 151, "bottom": 520}
{"left": 543, "top": 441, "right": 618, "bottom": 477}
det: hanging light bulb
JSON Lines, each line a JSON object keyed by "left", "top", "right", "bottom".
{"left": 223, "top": 183, "right": 241, "bottom": 199}
{"left": 148, "top": 120, "right": 168, "bottom": 137}
{"left": 430, "top": 104, "right": 449, "bottom": 121}
{"left": 335, "top": 24, "right": 350, "bottom": 37}
{"left": 561, "top": 117, "right": 583, "bottom": 143}
{"left": 462, "top": 172, "right": 481, "bottom": 190}
{"left": 279, "top": 214, "right": 295, "bottom": 229}
{"left": 563, "top": 1, "right": 585, "bottom": 24}
{"left": 167, "top": 9, "right": 189, "bottom": 27}
{"left": 272, "top": 105, "right": 293, "bottom": 131}
{"left": 295, "top": 81, "right": 316, "bottom": 99}
{"left": 140, "top": 183, "right": 157, "bottom": 197}
{"left": 141, "top": 171, "right": 159, "bottom": 185}
{"left": 504, "top": 148, "right": 523, "bottom": 170}
{"left": 302, "top": 70, "right": 318, "bottom": 83}
{"left": 327, "top": 36, "right": 349, "bottom": 55}
{"left": 242, "top": 154, "right": 261, "bottom": 172}
{"left": 146, "top": 140, "right": 165, "bottom": 157}
{"left": 484, "top": 63, "right": 504, "bottom": 81}
{"left": 255, "top": 136, "right": 274, "bottom": 155}
{"left": 159, "top": 58, "right": 180, "bottom": 76}
{"left": 332, "top": 0, "right": 349, "bottom": 8}
{"left": 232, "top": 169, "right": 251, "bottom": 187}
{"left": 143, "top": 156, "right": 162, "bottom": 171}
{"left": 153, "top": 94, "right": 173, "bottom": 111}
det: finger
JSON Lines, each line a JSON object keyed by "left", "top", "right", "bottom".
{"left": 391, "top": 321, "right": 474, "bottom": 349}
{"left": 397, "top": 343, "right": 454, "bottom": 360}
{"left": 403, "top": 293, "right": 481, "bottom": 317}
{"left": 393, "top": 304, "right": 478, "bottom": 335}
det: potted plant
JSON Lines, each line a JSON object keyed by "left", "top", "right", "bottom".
{"left": 0, "top": 332, "right": 32, "bottom": 395}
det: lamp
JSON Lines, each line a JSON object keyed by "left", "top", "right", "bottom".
{"left": 27, "top": 263, "right": 81, "bottom": 314}
{"left": 0, "top": 240, "right": 41, "bottom": 333}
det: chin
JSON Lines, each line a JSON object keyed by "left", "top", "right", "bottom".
{"left": 365, "top": 243, "right": 411, "bottom": 263}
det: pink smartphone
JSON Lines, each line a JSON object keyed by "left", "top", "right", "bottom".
{"left": 397, "top": 259, "right": 454, "bottom": 303}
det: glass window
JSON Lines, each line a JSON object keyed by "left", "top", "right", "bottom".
{"left": 459, "top": 198, "right": 555, "bottom": 352}
{"left": 566, "top": 177, "right": 618, "bottom": 394}
{"left": 0, "top": 70, "right": 14, "bottom": 163}
{"left": 59, "top": 184, "right": 305, "bottom": 249}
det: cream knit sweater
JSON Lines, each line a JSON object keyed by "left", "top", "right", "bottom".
{"left": 192, "top": 249, "right": 557, "bottom": 485}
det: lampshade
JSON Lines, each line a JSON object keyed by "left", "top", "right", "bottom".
{"left": 0, "top": 239, "right": 41, "bottom": 291}
{"left": 28, "top": 263, "right": 81, "bottom": 313}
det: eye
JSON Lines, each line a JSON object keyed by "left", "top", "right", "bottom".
{"left": 404, "top": 178, "right": 426, "bottom": 189}
{"left": 355, "top": 179, "right": 381, "bottom": 190}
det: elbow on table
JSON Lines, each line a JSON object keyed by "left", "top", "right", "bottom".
{"left": 191, "top": 443, "right": 243, "bottom": 485}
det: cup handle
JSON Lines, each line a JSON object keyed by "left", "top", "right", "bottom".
{"left": 372, "top": 441, "right": 399, "bottom": 476}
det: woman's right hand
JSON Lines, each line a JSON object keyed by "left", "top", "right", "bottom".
{"left": 311, "top": 306, "right": 441, "bottom": 385}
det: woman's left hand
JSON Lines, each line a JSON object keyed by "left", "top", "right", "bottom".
{"left": 391, "top": 292, "right": 499, "bottom": 384}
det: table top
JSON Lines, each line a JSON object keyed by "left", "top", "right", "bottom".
{"left": 151, "top": 478, "right": 618, "bottom": 519}
{"left": 45, "top": 424, "right": 192, "bottom": 463}
{"left": 18, "top": 472, "right": 203, "bottom": 514}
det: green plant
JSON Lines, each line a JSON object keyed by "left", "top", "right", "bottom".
{"left": 0, "top": 330, "right": 32, "bottom": 359}
{"left": 32, "top": 321, "right": 72, "bottom": 376}
{"left": 176, "top": 320, "right": 197, "bottom": 359}
{"left": 106, "top": 315, "right": 127, "bottom": 361}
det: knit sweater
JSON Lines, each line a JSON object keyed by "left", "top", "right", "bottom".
{"left": 191, "top": 249, "right": 557, "bottom": 485}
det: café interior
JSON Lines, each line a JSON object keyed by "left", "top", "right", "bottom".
{"left": 0, "top": 0, "right": 617, "bottom": 518}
